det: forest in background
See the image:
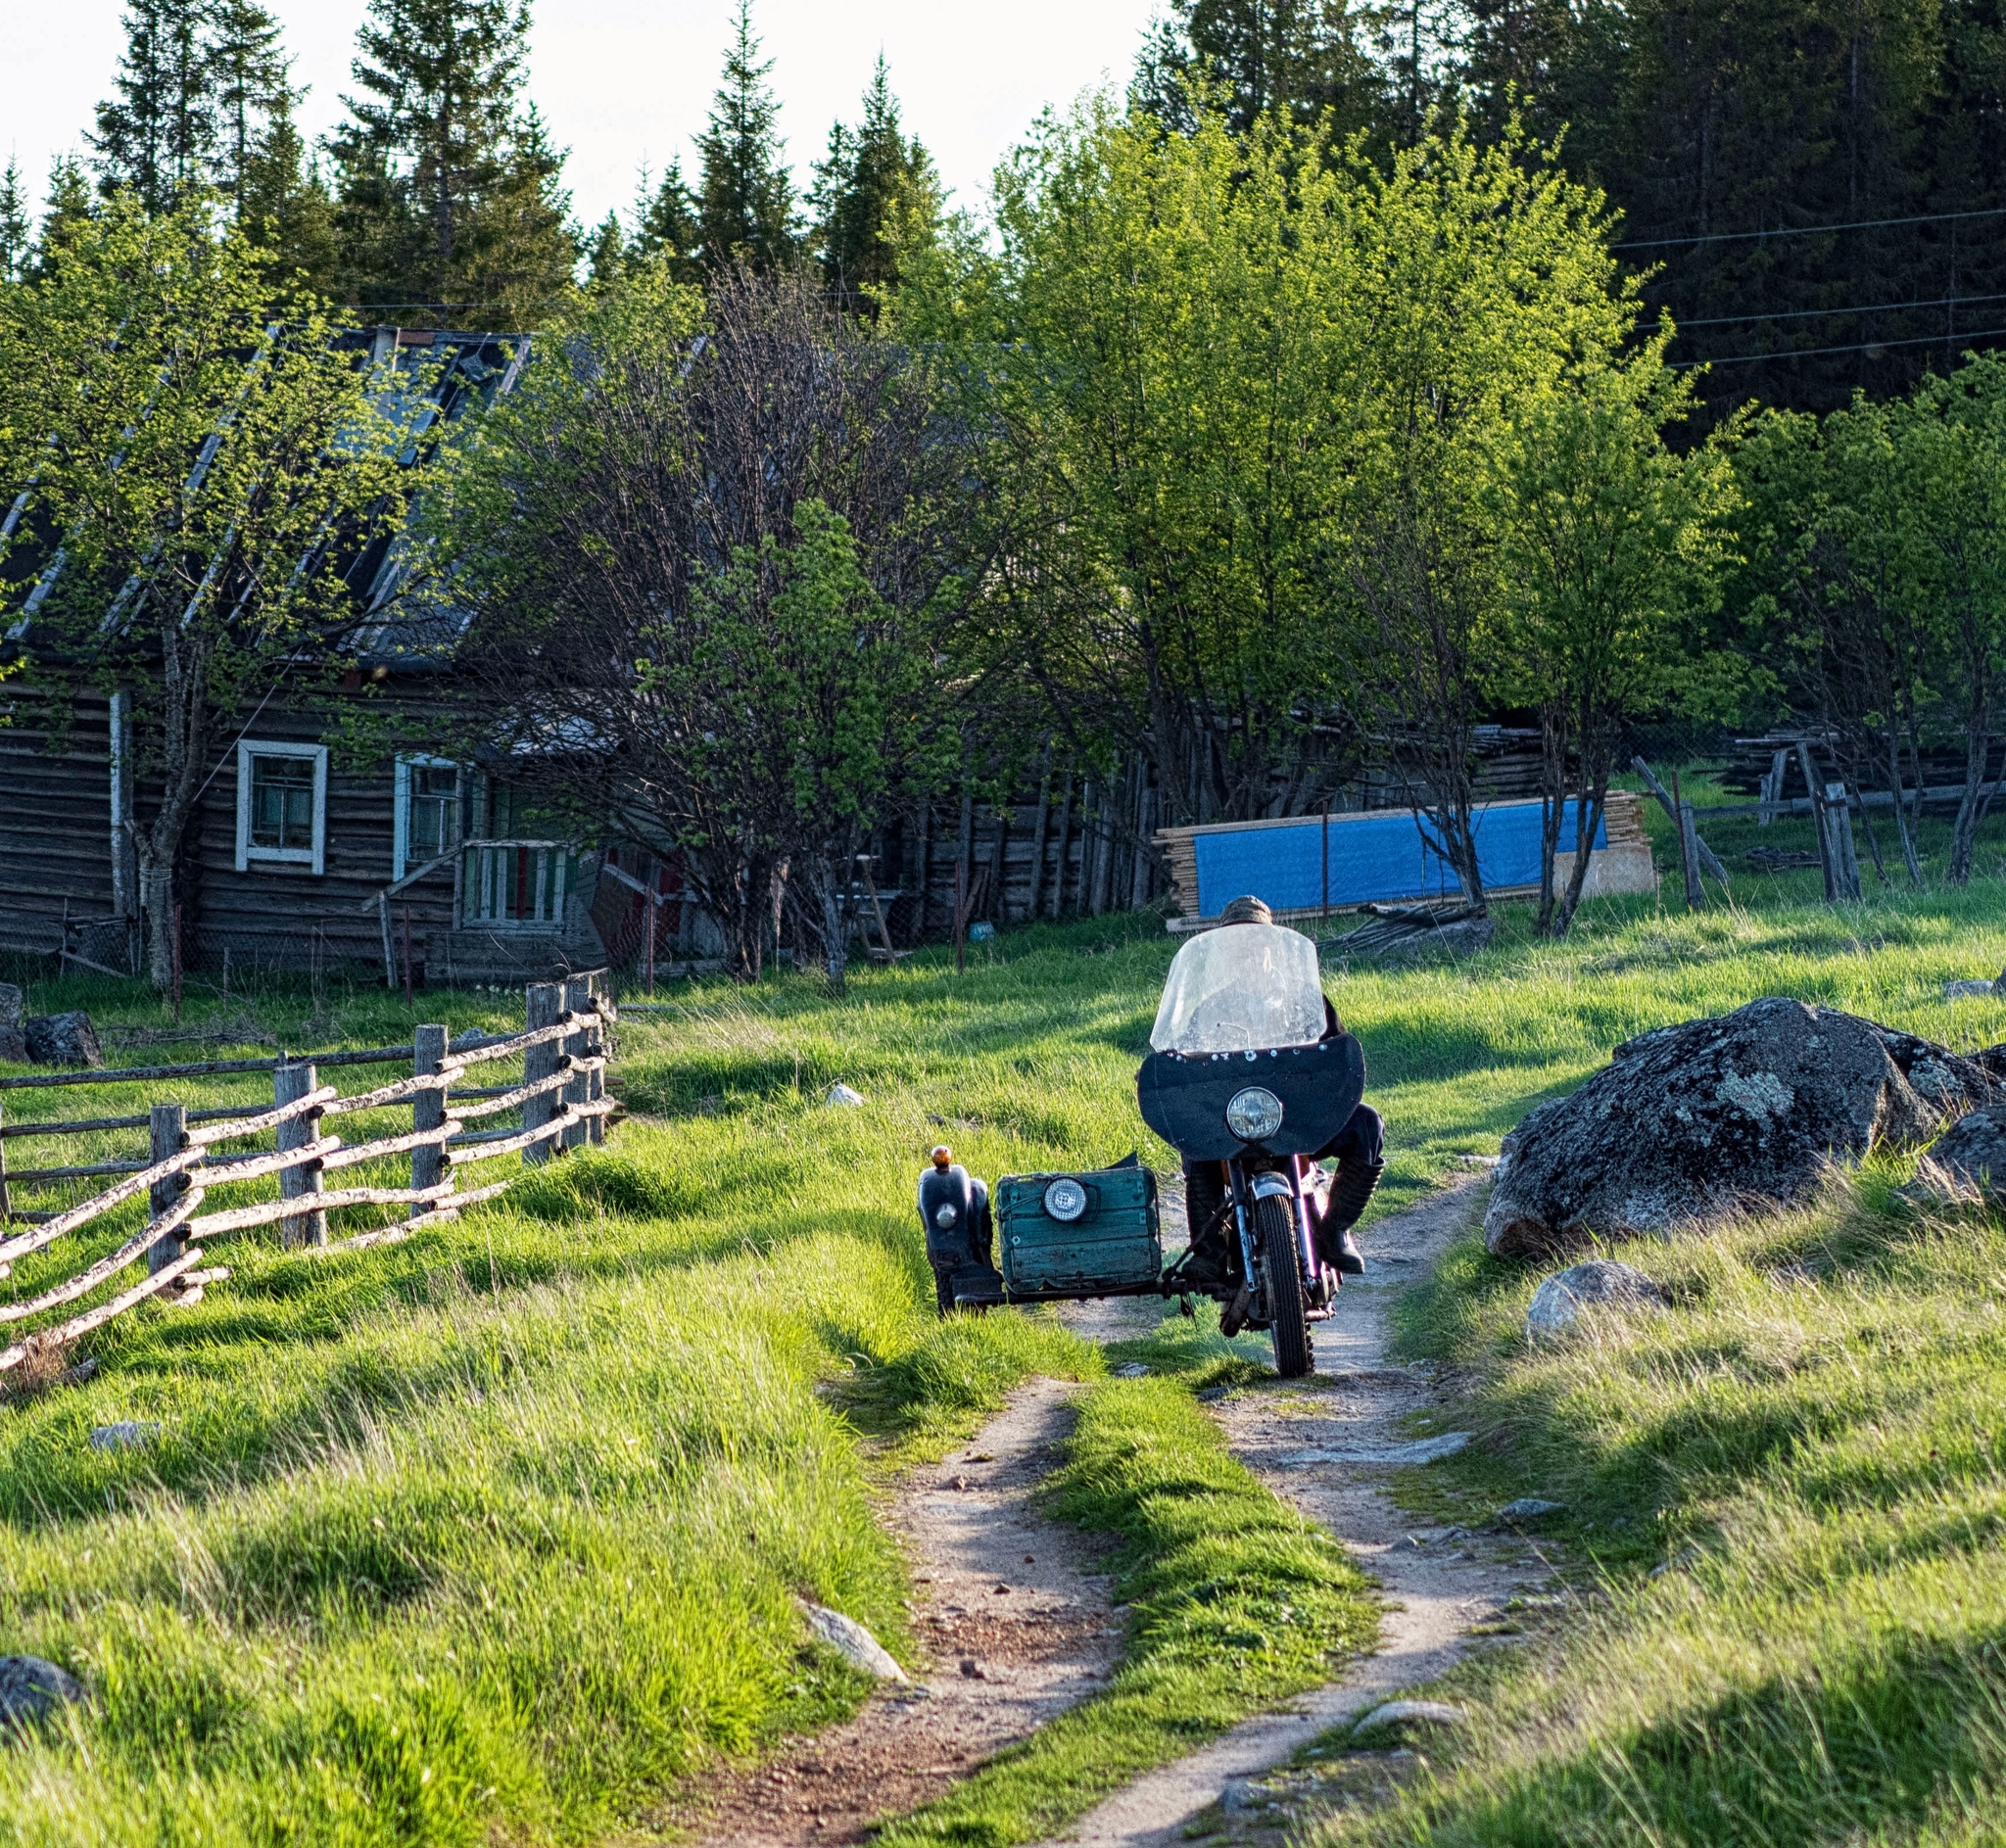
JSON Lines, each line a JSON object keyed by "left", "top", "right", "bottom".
{"left": 8, "top": 0, "right": 2006, "bottom": 989}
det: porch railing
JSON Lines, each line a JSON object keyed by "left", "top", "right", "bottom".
{"left": 456, "top": 839, "right": 573, "bottom": 932}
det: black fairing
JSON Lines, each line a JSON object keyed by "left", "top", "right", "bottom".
{"left": 1136, "top": 1035, "right": 1365, "bottom": 1162}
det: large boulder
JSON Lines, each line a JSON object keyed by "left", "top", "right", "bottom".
{"left": 1485, "top": 998, "right": 1996, "bottom": 1258}
{"left": 24, "top": 1012, "right": 101, "bottom": 1069}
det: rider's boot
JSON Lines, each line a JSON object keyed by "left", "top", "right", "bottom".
{"left": 1319, "top": 1160, "right": 1382, "bottom": 1276}
{"left": 1177, "top": 1161, "right": 1233, "bottom": 1289}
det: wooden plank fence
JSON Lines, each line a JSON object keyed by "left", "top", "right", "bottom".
{"left": 0, "top": 978, "right": 612, "bottom": 1373}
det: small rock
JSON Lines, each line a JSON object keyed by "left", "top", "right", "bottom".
{"left": 824, "top": 1083, "right": 865, "bottom": 1108}
{"left": 1353, "top": 1699, "right": 1467, "bottom": 1736}
{"left": 1493, "top": 1497, "right": 1565, "bottom": 1523}
{"left": 795, "top": 1599, "right": 907, "bottom": 1682}
{"left": 1944, "top": 978, "right": 2001, "bottom": 1000}
{"left": 0, "top": 1656, "right": 84, "bottom": 1734}
{"left": 1195, "top": 1385, "right": 1230, "bottom": 1402}
{"left": 1526, "top": 1260, "right": 1669, "bottom": 1340}
{"left": 1906, "top": 1107, "right": 2006, "bottom": 1203}
{"left": 24, "top": 1012, "right": 102, "bottom": 1069}
{"left": 88, "top": 1421, "right": 159, "bottom": 1452}
{"left": 1650, "top": 1545, "right": 1702, "bottom": 1579}
{"left": 1114, "top": 1362, "right": 1150, "bottom": 1378}
{"left": 959, "top": 1658, "right": 982, "bottom": 1679}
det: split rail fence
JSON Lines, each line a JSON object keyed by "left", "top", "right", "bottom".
{"left": 0, "top": 977, "right": 612, "bottom": 1375}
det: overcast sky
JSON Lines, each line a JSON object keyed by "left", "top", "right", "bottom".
{"left": 3, "top": 1, "right": 1161, "bottom": 231}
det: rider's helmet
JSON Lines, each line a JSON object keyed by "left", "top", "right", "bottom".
{"left": 1218, "top": 895, "right": 1274, "bottom": 926}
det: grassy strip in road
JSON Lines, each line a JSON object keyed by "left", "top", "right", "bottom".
{"left": 877, "top": 1372, "right": 1377, "bottom": 1848}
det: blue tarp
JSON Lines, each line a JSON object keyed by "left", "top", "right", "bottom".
{"left": 1190, "top": 801, "right": 1607, "bottom": 919}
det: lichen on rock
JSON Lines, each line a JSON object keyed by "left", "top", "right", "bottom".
{"left": 1484, "top": 998, "right": 1999, "bottom": 1258}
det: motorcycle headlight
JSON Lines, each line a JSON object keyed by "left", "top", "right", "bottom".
{"left": 1225, "top": 1086, "right": 1284, "bottom": 1142}
{"left": 1043, "top": 1177, "right": 1088, "bottom": 1222}
{"left": 933, "top": 1202, "right": 959, "bottom": 1228}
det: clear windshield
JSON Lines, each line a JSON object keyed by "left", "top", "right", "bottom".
{"left": 1150, "top": 923, "right": 1326, "bottom": 1055}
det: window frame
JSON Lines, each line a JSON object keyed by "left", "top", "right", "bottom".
{"left": 393, "top": 754, "right": 460, "bottom": 882}
{"left": 235, "top": 740, "right": 328, "bottom": 875}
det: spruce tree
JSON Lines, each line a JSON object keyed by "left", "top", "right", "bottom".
{"left": 633, "top": 156, "right": 702, "bottom": 282}
{"left": 695, "top": 1, "right": 797, "bottom": 272}
{"left": 0, "top": 158, "right": 30, "bottom": 285}
{"left": 810, "top": 55, "right": 939, "bottom": 310}
{"left": 452, "top": 103, "right": 577, "bottom": 325}
{"left": 1133, "top": 0, "right": 1387, "bottom": 138}
{"left": 31, "top": 157, "right": 98, "bottom": 278}
{"left": 90, "top": 0, "right": 216, "bottom": 212}
{"left": 331, "top": 0, "right": 538, "bottom": 307}
{"left": 586, "top": 211, "right": 626, "bottom": 286}
{"left": 210, "top": 0, "right": 291, "bottom": 217}
{"left": 241, "top": 90, "right": 339, "bottom": 295}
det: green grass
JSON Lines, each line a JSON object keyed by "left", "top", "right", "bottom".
{"left": 10, "top": 780, "right": 2006, "bottom": 1845}
{"left": 875, "top": 1375, "right": 1376, "bottom": 1848}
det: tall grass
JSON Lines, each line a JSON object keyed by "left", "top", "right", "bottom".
{"left": 6, "top": 786, "right": 2006, "bottom": 1844}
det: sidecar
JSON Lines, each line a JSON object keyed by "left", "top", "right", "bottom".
{"left": 920, "top": 1147, "right": 1168, "bottom": 1311}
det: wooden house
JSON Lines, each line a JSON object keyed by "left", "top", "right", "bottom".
{"left": 0, "top": 325, "right": 666, "bottom": 987}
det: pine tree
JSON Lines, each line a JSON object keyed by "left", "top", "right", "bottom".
{"left": 210, "top": 0, "right": 291, "bottom": 217}
{"left": 31, "top": 157, "right": 98, "bottom": 278}
{"left": 331, "top": 0, "right": 536, "bottom": 307}
{"left": 695, "top": 1, "right": 797, "bottom": 273}
{"left": 90, "top": 0, "right": 216, "bottom": 212}
{"left": 809, "top": 55, "right": 939, "bottom": 310}
{"left": 241, "top": 89, "right": 338, "bottom": 295}
{"left": 632, "top": 156, "right": 701, "bottom": 282}
{"left": 0, "top": 157, "right": 30, "bottom": 284}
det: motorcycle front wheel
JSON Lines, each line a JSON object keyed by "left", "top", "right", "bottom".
{"left": 1254, "top": 1193, "right": 1313, "bottom": 1378}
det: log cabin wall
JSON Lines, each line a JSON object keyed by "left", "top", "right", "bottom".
{"left": 0, "top": 692, "right": 119, "bottom": 958}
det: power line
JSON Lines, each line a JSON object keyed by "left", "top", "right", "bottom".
{"left": 1666, "top": 290, "right": 2006, "bottom": 330}
{"left": 1617, "top": 205, "right": 2006, "bottom": 253}
{"left": 1668, "top": 324, "right": 2006, "bottom": 368}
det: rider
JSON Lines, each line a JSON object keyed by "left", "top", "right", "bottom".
{"left": 1178, "top": 894, "right": 1383, "bottom": 1288}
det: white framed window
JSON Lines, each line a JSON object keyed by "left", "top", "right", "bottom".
{"left": 393, "top": 755, "right": 460, "bottom": 880}
{"left": 235, "top": 741, "right": 327, "bottom": 875}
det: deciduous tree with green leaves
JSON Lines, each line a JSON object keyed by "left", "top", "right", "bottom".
{"left": 1492, "top": 350, "right": 1743, "bottom": 934}
{"left": 894, "top": 95, "right": 1371, "bottom": 826}
{"left": 0, "top": 200, "right": 419, "bottom": 984}
{"left": 429, "top": 267, "right": 968, "bottom": 985}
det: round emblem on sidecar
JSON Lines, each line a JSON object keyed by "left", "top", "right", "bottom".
{"left": 1225, "top": 1086, "right": 1284, "bottom": 1141}
{"left": 933, "top": 1202, "right": 959, "bottom": 1227}
{"left": 1043, "top": 1177, "right": 1089, "bottom": 1222}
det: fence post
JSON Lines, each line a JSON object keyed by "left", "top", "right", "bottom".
{"left": 561, "top": 975, "right": 593, "bottom": 1151}
{"left": 0, "top": 1100, "right": 9, "bottom": 1225}
{"left": 522, "top": 982, "right": 561, "bottom": 1165}
{"left": 147, "top": 1102, "right": 188, "bottom": 1273}
{"left": 583, "top": 974, "right": 606, "bottom": 1147}
{"left": 276, "top": 1062, "right": 327, "bottom": 1248}
{"left": 411, "top": 1024, "right": 450, "bottom": 1210}
{"left": 1825, "top": 782, "right": 1864, "bottom": 900}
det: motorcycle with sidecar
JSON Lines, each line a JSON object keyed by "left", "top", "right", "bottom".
{"left": 917, "top": 923, "right": 1363, "bottom": 1378}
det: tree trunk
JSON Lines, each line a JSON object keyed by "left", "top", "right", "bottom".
{"left": 1950, "top": 723, "right": 1989, "bottom": 886}
{"left": 1888, "top": 732, "right": 1923, "bottom": 887}
{"left": 1533, "top": 700, "right": 1567, "bottom": 937}
{"left": 1048, "top": 771, "right": 1075, "bottom": 920}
